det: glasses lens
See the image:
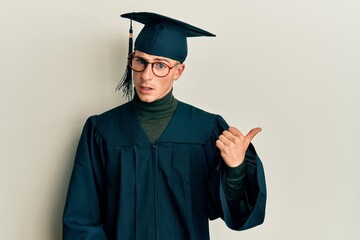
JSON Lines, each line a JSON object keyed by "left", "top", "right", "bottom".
{"left": 130, "top": 57, "right": 146, "bottom": 72}
{"left": 152, "top": 62, "right": 170, "bottom": 77}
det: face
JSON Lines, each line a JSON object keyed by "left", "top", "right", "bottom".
{"left": 132, "top": 50, "right": 185, "bottom": 103}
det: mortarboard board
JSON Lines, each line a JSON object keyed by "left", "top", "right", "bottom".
{"left": 116, "top": 12, "right": 216, "bottom": 100}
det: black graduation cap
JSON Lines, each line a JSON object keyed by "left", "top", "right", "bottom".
{"left": 116, "top": 12, "right": 216, "bottom": 100}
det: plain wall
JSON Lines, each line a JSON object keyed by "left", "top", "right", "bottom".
{"left": 1, "top": 0, "right": 359, "bottom": 239}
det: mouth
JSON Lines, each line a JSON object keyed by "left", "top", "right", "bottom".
{"left": 140, "top": 86, "right": 153, "bottom": 90}
{"left": 138, "top": 86, "right": 154, "bottom": 94}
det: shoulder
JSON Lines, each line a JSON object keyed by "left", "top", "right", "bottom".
{"left": 160, "top": 101, "right": 229, "bottom": 143}
{"left": 84, "top": 102, "right": 132, "bottom": 131}
{"left": 85, "top": 102, "right": 141, "bottom": 145}
{"left": 177, "top": 101, "right": 228, "bottom": 127}
{"left": 97, "top": 101, "right": 133, "bottom": 121}
{"left": 177, "top": 101, "right": 215, "bottom": 119}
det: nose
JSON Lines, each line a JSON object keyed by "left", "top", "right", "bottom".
{"left": 140, "top": 63, "right": 153, "bottom": 81}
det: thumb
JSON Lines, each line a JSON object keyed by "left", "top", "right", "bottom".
{"left": 245, "top": 127, "right": 262, "bottom": 142}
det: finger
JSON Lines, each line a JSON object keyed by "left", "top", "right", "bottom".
{"left": 245, "top": 127, "right": 262, "bottom": 142}
{"left": 222, "top": 130, "right": 238, "bottom": 142}
{"left": 218, "top": 134, "right": 232, "bottom": 146}
{"left": 216, "top": 139, "right": 226, "bottom": 150}
{"left": 228, "top": 126, "right": 244, "bottom": 138}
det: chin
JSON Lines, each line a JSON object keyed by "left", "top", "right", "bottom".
{"left": 138, "top": 94, "right": 157, "bottom": 103}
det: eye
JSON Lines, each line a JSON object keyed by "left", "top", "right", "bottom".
{"left": 136, "top": 58, "right": 147, "bottom": 65}
{"left": 155, "top": 62, "right": 167, "bottom": 69}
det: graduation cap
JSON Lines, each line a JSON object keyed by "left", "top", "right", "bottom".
{"left": 116, "top": 12, "right": 216, "bottom": 100}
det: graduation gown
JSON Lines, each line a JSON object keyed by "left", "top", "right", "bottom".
{"left": 63, "top": 101, "right": 266, "bottom": 240}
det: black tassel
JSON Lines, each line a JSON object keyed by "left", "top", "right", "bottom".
{"left": 116, "top": 17, "right": 133, "bottom": 101}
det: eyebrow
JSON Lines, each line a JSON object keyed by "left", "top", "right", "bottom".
{"left": 153, "top": 58, "right": 171, "bottom": 64}
{"left": 134, "top": 55, "right": 171, "bottom": 64}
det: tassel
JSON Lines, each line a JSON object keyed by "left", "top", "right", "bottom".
{"left": 116, "top": 17, "right": 133, "bottom": 101}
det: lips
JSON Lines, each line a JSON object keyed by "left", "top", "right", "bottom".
{"left": 141, "top": 86, "right": 153, "bottom": 90}
{"left": 139, "top": 86, "right": 154, "bottom": 94}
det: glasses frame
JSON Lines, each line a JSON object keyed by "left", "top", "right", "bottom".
{"left": 127, "top": 53, "right": 180, "bottom": 78}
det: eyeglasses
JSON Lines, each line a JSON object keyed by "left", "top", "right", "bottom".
{"left": 128, "top": 54, "right": 180, "bottom": 78}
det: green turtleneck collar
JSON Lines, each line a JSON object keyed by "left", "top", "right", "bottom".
{"left": 132, "top": 89, "right": 178, "bottom": 143}
{"left": 132, "top": 89, "right": 178, "bottom": 120}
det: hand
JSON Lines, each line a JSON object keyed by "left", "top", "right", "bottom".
{"left": 216, "top": 127, "right": 262, "bottom": 168}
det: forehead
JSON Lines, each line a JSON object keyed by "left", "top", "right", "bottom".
{"left": 134, "top": 50, "right": 176, "bottom": 63}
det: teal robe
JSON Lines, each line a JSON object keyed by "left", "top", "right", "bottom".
{"left": 63, "top": 101, "right": 266, "bottom": 239}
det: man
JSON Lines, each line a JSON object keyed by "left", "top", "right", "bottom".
{"left": 63, "top": 12, "right": 266, "bottom": 240}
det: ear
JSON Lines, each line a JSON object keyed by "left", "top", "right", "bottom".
{"left": 173, "top": 64, "right": 185, "bottom": 81}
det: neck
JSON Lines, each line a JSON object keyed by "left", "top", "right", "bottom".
{"left": 132, "top": 89, "right": 178, "bottom": 119}
{"left": 132, "top": 89, "right": 178, "bottom": 144}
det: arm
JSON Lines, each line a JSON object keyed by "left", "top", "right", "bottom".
{"left": 63, "top": 117, "right": 108, "bottom": 239}
{"left": 218, "top": 142, "right": 267, "bottom": 230}
{"left": 213, "top": 120, "right": 266, "bottom": 230}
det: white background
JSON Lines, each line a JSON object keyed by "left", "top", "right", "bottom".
{"left": 1, "top": 0, "right": 359, "bottom": 239}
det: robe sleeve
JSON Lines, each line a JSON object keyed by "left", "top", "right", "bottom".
{"left": 63, "top": 116, "right": 108, "bottom": 239}
{"left": 205, "top": 115, "right": 267, "bottom": 230}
